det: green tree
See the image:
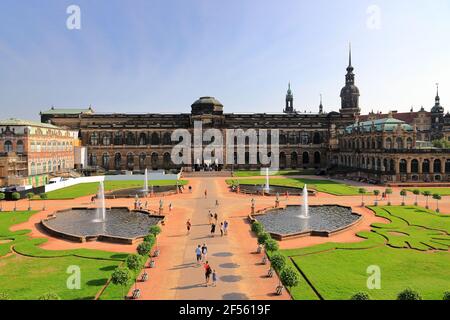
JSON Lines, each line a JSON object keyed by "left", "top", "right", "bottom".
{"left": 0, "top": 192, "right": 5, "bottom": 212}
{"left": 251, "top": 221, "right": 264, "bottom": 235}
{"left": 111, "top": 267, "right": 132, "bottom": 299}
{"left": 412, "top": 189, "right": 420, "bottom": 206}
{"left": 373, "top": 190, "right": 380, "bottom": 200}
{"left": 270, "top": 252, "right": 286, "bottom": 272}
{"left": 11, "top": 192, "right": 20, "bottom": 211}
{"left": 137, "top": 241, "right": 152, "bottom": 256}
{"left": 143, "top": 234, "right": 155, "bottom": 246}
{"left": 397, "top": 288, "right": 422, "bottom": 300}
{"left": 432, "top": 194, "right": 442, "bottom": 212}
{"left": 149, "top": 225, "right": 162, "bottom": 251}
{"left": 358, "top": 188, "right": 367, "bottom": 206}
{"left": 280, "top": 267, "right": 300, "bottom": 290}
{"left": 432, "top": 138, "right": 450, "bottom": 149}
{"left": 443, "top": 291, "right": 450, "bottom": 301}
{"left": 385, "top": 188, "right": 393, "bottom": 205}
{"left": 350, "top": 292, "right": 371, "bottom": 300}
{"left": 126, "top": 254, "right": 144, "bottom": 290}
{"left": 264, "top": 239, "right": 279, "bottom": 252}
{"left": 26, "top": 192, "right": 34, "bottom": 210}
{"left": 38, "top": 292, "right": 61, "bottom": 300}
{"left": 422, "top": 191, "right": 432, "bottom": 209}
{"left": 400, "top": 190, "right": 407, "bottom": 206}
{"left": 257, "top": 232, "right": 271, "bottom": 246}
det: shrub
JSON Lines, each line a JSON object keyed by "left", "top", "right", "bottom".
{"left": 350, "top": 292, "right": 371, "bottom": 300}
{"left": 251, "top": 221, "right": 264, "bottom": 235}
{"left": 137, "top": 241, "right": 153, "bottom": 256}
{"left": 443, "top": 291, "right": 450, "bottom": 300}
{"left": 148, "top": 225, "right": 162, "bottom": 236}
{"left": 39, "top": 193, "right": 48, "bottom": 200}
{"left": 397, "top": 288, "right": 422, "bottom": 300}
{"left": 126, "top": 254, "right": 144, "bottom": 272}
{"left": 257, "top": 232, "right": 271, "bottom": 246}
{"left": 111, "top": 267, "right": 132, "bottom": 299}
{"left": 264, "top": 239, "right": 279, "bottom": 252}
{"left": 26, "top": 192, "right": 35, "bottom": 200}
{"left": 143, "top": 233, "right": 155, "bottom": 245}
{"left": 11, "top": 192, "right": 20, "bottom": 201}
{"left": 280, "top": 267, "right": 300, "bottom": 289}
{"left": 38, "top": 292, "right": 61, "bottom": 300}
{"left": 270, "top": 252, "right": 286, "bottom": 272}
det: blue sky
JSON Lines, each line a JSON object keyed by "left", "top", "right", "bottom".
{"left": 0, "top": 0, "right": 449, "bottom": 120}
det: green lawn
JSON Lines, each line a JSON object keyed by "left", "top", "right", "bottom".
{"left": 405, "top": 187, "right": 450, "bottom": 196}
{"left": 40, "top": 179, "right": 188, "bottom": 200}
{"left": 279, "top": 206, "right": 450, "bottom": 300}
{"left": 233, "top": 169, "right": 316, "bottom": 177}
{"left": 226, "top": 177, "right": 362, "bottom": 196}
{"left": 0, "top": 211, "right": 130, "bottom": 300}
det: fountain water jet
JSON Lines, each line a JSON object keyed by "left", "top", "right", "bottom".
{"left": 264, "top": 168, "right": 270, "bottom": 193}
{"left": 144, "top": 168, "right": 149, "bottom": 193}
{"left": 298, "top": 184, "right": 310, "bottom": 219}
{"left": 93, "top": 181, "right": 106, "bottom": 223}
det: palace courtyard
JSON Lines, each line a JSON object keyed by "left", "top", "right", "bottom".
{"left": 0, "top": 175, "right": 449, "bottom": 300}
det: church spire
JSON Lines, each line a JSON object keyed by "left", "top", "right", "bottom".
{"left": 436, "top": 83, "right": 440, "bottom": 103}
{"left": 284, "top": 82, "right": 294, "bottom": 113}
{"left": 319, "top": 93, "right": 323, "bottom": 114}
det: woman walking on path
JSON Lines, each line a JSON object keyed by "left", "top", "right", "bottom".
{"left": 210, "top": 223, "right": 216, "bottom": 237}
{"left": 220, "top": 222, "right": 224, "bottom": 237}
{"left": 204, "top": 261, "right": 212, "bottom": 287}
{"left": 223, "top": 220, "right": 229, "bottom": 235}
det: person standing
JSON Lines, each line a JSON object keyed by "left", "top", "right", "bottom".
{"left": 201, "top": 243, "right": 208, "bottom": 262}
{"left": 212, "top": 269, "right": 217, "bottom": 287}
{"left": 186, "top": 219, "right": 192, "bottom": 235}
{"left": 195, "top": 245, "right": 202, "bottom": 265}
{"left": 169, "top": 203, "right": 173, "bottom": 212}
{"left": 215, "top": 199, "right": 219, "bottom": 207}
{"left": 223, "top": 220, "right": 229, "bottom": 235}
{"left": 220, "top": 222, "right": 224, "bottom": 237}
{"left": 204, "top": 189, "right": 208, "bottom": 199}
{"left": 214, "top": 212, "right": 218, "bottom": 223}
{"left": 208, "top": 210, "right": 213, "bottom": 225}
{"left": 204, "top": 261, "right": 212, "bottom": 287}
{"left": 210, "top": 223, "right": 216, "bottom": 237}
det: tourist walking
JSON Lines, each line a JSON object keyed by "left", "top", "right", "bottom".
{"left": 223, "top": 220, "right": 229, "bottom": 235}
{"left": 214, "top": 212, "right": 218, "bottom": 223}
{"left": 204, "top": 261, "right": 212, "bottom": 287}
{"left": 215, "top": 199, "right": 219, "bottom": 207}
{"left": 188, "top": 185, "right": 192, "bottom": 193}
{"left": 208, "top": 210, "right": 213, "bottom": 225}
{"left": 186, "top": 219, "right": 192, "bottom": 235}
{"left": 210, "top": 223, "right": 216, "bottom": 237}
{"left": 201, "top": 243, "right": 208, "bottom": 262}
{"left": 204, "top": 189, "right": 208, "bottom": 199}
{"left": 169, "top": 203, "right": 173, "bottom": 211}
{"left": 220, "top": 222, "right": 224, "bottom": 237}
{"left": 212, "top": 269, "right": 217, "bottom": 287}
{"left": 195, "top": 245, "right": 202, "bottom": 265}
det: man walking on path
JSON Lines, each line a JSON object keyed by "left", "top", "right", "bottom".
{"left": 223, "top": 220, "right": 229, "bottom": 235}
{"left": 208, "top": 210, "right": 213, "bottom": 225}
{"left": 220, "top": 222, "right": 224, "bottom": 237}
{"left": 213, "top": 212, "right": 218, "bottom": 223}
{"left": 204, "top": 189, "right": 208, "bottom": 199}
{"left": 204, "top": 261, "right": 212, "bottom": 287}
{"left": 210, "top": 223, "right": 216, "bottom": 237}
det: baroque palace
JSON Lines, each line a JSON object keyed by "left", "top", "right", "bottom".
{"left": 36, "top": 50, "right": 450, "bottom": 185}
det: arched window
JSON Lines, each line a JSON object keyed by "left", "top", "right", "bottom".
{"left": 411, "top": 159, "right": 419, "bottom": 173}
{"left": 151, "top": 153, "right": 159, "bottom": 169}
{"left": 126, "top": 132, "right": 136, "bottom": 145}
{"left": 396, "top": 137, "right": 404, "bottom": 149}
{"left": 30, "top": 162, "right": 36, "bottom": 175}
{"left": 103, "top": 133, "right": 111, "bottom": 146}
{"left": 48, "top": 161, "right": 52, "bottom": 173}
{"left": 399, "top": 159, "right": 407, "bottom": 174}
{"left": 385, "top": 138, "right": 392, "bottom": 149}
{"left": 114, "top": 132, "right": 123, "bottom": 145}
{"left": 406, "top": 138, "right": 413, "bottom": 149}
{"left": 114, "top": 153, "right": 122, "bottom": 170}
{"left": 291, "top": 152, "right": 298, "bottom": 168}
{"left": 139, "top": 153, "right": 146, "bottom": 170}
{"left": 102, "top": 153, "right": 110, "bottom": 170}
{"left": 314, "top": 152, "right": 321, "bottom": 165}
{"left": 446, "top": 159, "right": 450, "bottom": 173}
{"left": 279, "top": 152, "right": 286, "bottom": 169}
{"left": 163, "top": 152, "right": 172, "bottom": 168}
{"left": 151, "top": 132, "right": 160, "bottom": 145}
{"left": 422, "top": 159, "right": 430, "bottom": 173}
{"left": 90, "top": 133, "right": 99, "bottom": 146}
{"left": 313, "top": 132, "right": 322, "bottom": 144}
{"left": 279, "top": 134, "right": 287, "bottom": 145}
{"left": 4, "top": 140, "right": 13, "bottom": 152}
{"left": 301, "top": 132, "right": 309, "bottom": 145}
{"left": 162, "top": 132, "right": 172, "bottom": 145}
{"left": 127, "top": 153, "right": 135, "bottom": 170}
{"left": 434, "top": 159, "right": 441, "bottom": 173}
{"left": 302, "top": 152, "right": 310, "bottom": 165}
{"left": 139, "top": 133, "right": 147, "bottom": 145}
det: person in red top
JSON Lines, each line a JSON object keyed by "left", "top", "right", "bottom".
{"left": 204, "top": 261, "right": 212, "bottom": 287}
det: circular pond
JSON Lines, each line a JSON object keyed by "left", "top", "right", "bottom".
{"left": 255, "top": 205, "right": 361, "bottom": 239}
{"left": 41, "top": 207, "right": 163, "bottom": 243}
